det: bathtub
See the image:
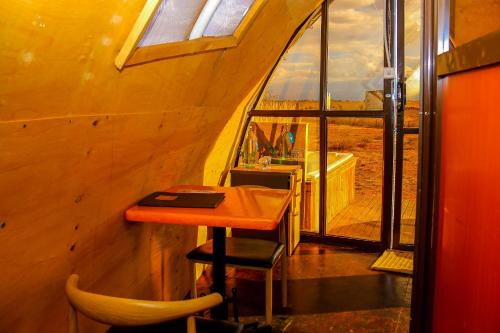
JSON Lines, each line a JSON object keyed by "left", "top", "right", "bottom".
{"left": 303, "top": 152, "right": 356, "bottom": 232}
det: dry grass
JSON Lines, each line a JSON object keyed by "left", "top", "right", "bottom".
{"left": 254, "top": 100, "right": 419, "bottom": 201}
{"left": 328, "top": 124, "right": 385, "bottom": 198}
{"left": 256, "top": 99, "right": 319, "bottom": 110}
{"left": 328, "top": 116, "right": 418, "bottom": 200}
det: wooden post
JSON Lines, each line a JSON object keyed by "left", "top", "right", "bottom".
{"left": 191, "top": 262, "right": 198, "bottom": 299}
{"left": 281, "top": 254, "right": 287, "bottom": 307}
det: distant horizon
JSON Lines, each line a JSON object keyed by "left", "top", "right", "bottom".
{"left": 267, "top": 96, "right": 420, "bottom": 103}
{"left": 258, "top": 97, "right": 421, "bottom": 105}
{"left": 261, "top": 95, "right": 421, "bottom": 103}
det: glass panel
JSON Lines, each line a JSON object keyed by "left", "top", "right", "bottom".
{"left": 203, "top": 0, "right": 254, "bottom": 37}
{"left": 326, "top": 118, "right": 384, "bottom": 241}
{"left": 139, "top": 0, "right": 207, "bottom": 47}
{"left": 255, "top": 16, "right": 321, "bottom": 110}
{"left": 327, "top": 0, "right": 384, "bottom": 111}
{"left": 401, "top": 0, "right": 419, "bottom": 246}
{"left": 405, "top": 0, "right": 421, "bottom": 124}
{"left": 404, "top": 102, "right": 420, "bottom": 128}
{"left": 400, "top": 134, "right": 418, "bottom": 245}
{"left": 237, "top": 117, "right": 320, "bottom": 233}
{"left": 450, "top": 0, "right": 500, "bottom": 47}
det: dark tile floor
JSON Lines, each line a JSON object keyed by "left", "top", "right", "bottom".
{"left": 196, "top": 243, "right": 412, "bottom": 333}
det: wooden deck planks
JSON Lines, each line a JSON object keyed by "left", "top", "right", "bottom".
{"left": 401, "top": 199, "right": 411, "bottom": 220}
{"left": 328, "top": 197, "right": 416, "bottom": 243}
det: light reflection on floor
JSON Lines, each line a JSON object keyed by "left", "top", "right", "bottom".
{"left": 196, "top": 243, "right": 412, "bottom": 333}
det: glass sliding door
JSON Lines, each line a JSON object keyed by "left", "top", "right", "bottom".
{"left": 400, "top": 134, "right": 418, "bottom": 245}
{"left": 326, "top": 118, "right": 385, "bottom": 241}
{"left": 240, "top": 0, "right": 420, "bottom": 249}
{"left": 327, "top": 0, "right": 384, "bottom": 112}
{"left": 323, "top": 0, "right": 388, "bottom": 243}
{"left": 393, "top": 0, "right": 421, "bottom": 248}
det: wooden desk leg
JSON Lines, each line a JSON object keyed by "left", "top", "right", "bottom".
{"left": 279, "top": 216, "right": 288, "bottom": 307}
{"left": 265, "top": 269, "right": 273, "bottom": 325}
{"left": 212, "top": 227, "right": 228, "bottom": 320}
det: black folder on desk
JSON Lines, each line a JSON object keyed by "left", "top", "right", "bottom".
{"left": 138, "top": 191, "right": 225, "bottom": 208}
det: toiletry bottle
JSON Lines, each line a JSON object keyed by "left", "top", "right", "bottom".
{"left": 244, "top": 125, "right": 258, "bottom": 168}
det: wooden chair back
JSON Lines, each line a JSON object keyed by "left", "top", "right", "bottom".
{"left": 66, "top": 274, "right": 222, "bottom": 333}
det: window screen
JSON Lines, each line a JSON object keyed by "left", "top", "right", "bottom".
{"left": 138, "top": 0, "right": 256, "bottom": 48}
{"left": 139, "top": 0, "right": 207, "bottom": 47}
{"left": 203, "top": 0, "right": 255, "bottom": 37}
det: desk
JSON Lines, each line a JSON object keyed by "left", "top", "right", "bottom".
{"left": 125, "top": 185, "right": 292, "bottom": 319}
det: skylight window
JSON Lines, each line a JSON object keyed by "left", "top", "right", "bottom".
{"left": 138, "top": 0, "right": 255, "bottom": 47}
{"left": 139, "top": 0, "right": 207, "bottom": 46}
{"left": 115, "top": 0, "right": 264, "bottom": 69}
{"left": 203, "top": 0, "right": 255, "bottom": 37}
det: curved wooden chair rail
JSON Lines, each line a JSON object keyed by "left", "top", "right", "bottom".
{"left": 66, "top": 274, "right": 223, "bottom": 333}
{"left": 236, "top": 185, "right": 271, "bottom": 189}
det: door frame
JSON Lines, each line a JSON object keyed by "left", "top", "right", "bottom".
{"left": 234, "top": 0, "right": 411, "bottom": 250}
{"left": 227, "top": 1, "right": 444, "bottom": 331}
{"left": 391, "top": 0, "right": 420, "bottom": 251}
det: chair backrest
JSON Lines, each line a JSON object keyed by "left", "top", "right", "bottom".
{"left": 66, "top": 274, "right": 222, "bottom": 333}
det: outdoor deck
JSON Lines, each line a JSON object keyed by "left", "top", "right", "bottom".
{"left": 328, "top": 197, "right": 416, "bottom": 244}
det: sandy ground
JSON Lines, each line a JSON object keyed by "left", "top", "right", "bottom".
{"left": 253, "top": 102, "right": 419, "bottom": 201}
{"left": 300, "top": 108, "right": 419, "bottom": 200}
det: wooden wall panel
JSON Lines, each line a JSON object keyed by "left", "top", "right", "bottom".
{"left": 433, "top": 65, "right": 500, "bottom": 332}
{"left": 0, "top": 0, "right": 321, "bottom": 331}
{"left": 0, "top": 114, "right": 214, "bottom": 332}
{"left": 452, "top": 0, "right": 500, "bottom": 46}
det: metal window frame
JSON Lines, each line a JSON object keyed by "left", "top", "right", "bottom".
{"left": 115, "top": 0, "right": 267, "bottom": 69}
{"left": 409, "top": 0, "right": 442, "bottom": 331}
{"left": 236, "top": 0, "right": 403, "bottom": 248}
{"left": 228, "top": 0, "right": 448, "bottom": 331}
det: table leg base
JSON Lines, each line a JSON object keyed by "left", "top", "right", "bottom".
{"left": 241, "top": 323, "right": 272, "bottom": 333}
{"left": 212, "top": 227, "right": 228, "bottom": 320}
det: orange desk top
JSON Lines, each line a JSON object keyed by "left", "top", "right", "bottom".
{"left": 125, "top": 185, "right": 292, "bottom": 231}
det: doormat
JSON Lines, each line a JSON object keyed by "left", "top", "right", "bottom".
{"left": 370, "top": 250, "right": 413, "bottom": 275}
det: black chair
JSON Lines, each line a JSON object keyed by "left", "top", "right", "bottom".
{"left": 187, "top": 237, "right": 287, "bottom": 325}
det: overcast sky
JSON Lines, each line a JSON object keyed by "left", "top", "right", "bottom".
{"left": 265, "top": 0, "right": 421, "bottom": 101}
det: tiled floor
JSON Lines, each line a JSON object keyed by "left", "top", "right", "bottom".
{"left": 196, "top": 243, "right": 412, "bottom": 333}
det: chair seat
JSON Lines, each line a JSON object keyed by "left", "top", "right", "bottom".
{"left": 187, "top": 238, "right": 285, "bottom": 269}
{"left": 108, "top": 317, "right": 243, "bottom": 333}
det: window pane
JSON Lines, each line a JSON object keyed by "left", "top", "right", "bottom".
{"left": 255, "top": 16, "right": 321, "bottom": 110}
{"left": 326, "top": 118, "right": 384, "bottom": 241}
{"left": 400, "top": 134, "right": 418, "bottom": 245}
{"left": 237, "top": 117, "right": 320, "bottom": 233}
{"left": 327, "top": 0, "right": 384, "bottom": 111}
{"left": 405, "top": 0, "right": 421, "bottom": 123}
{"left": 402, "top": 0, "right": 419, "bottom": 246}
{"left": 139, "top": 0, "right": 207, "bottom": 46}
{"left": 203, "top": 0, "right": 255, "bottom": 37}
